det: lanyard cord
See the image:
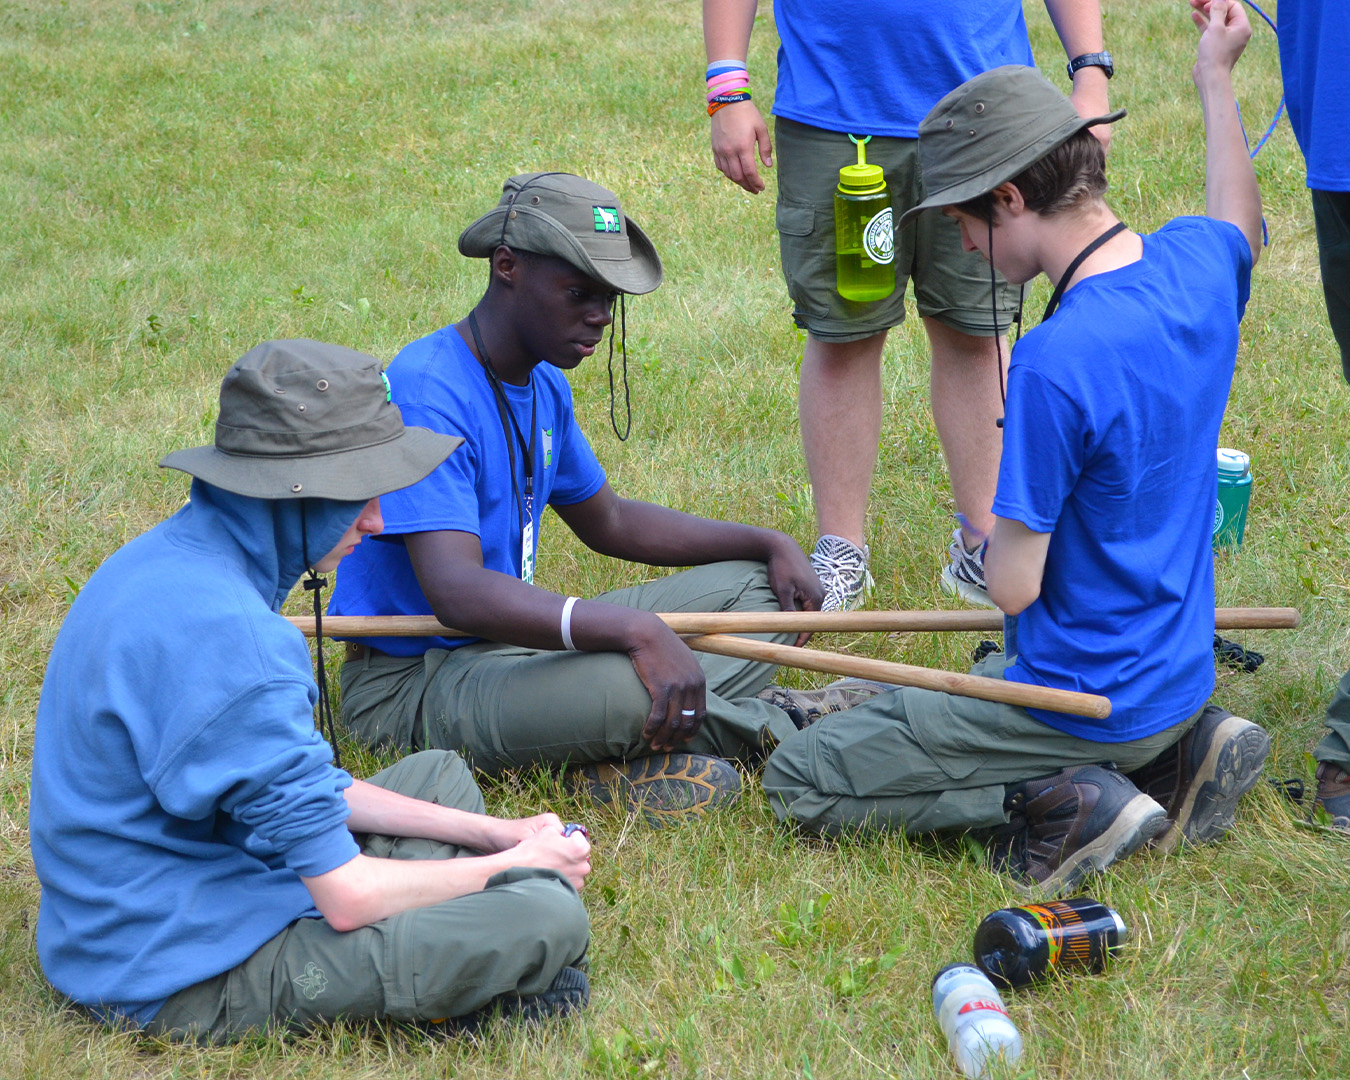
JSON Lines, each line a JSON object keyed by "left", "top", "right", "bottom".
{"left": 1042, "top": 221, "right": 1129, "bottom": 322}
{"left": 467, "top": 311, "right": 537, "bottom": 540}
{"left": 989, "top": 219, "right": 1125, "bottom": 427}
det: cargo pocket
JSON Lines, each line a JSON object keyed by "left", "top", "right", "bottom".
{"left": 776, "top": 200, "right": 832, "bottom": 319}
{"left": 906, "top": 687, "right": 1014, "bottom": 781}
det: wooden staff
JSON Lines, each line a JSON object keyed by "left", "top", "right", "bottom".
{"left": 682, "top": 634, "right": 1111, "bottom": 719}
{"left": 289, "top": 614, "right": 1114, "bottom": 718}
{"left": 290, "top": 605, "right": 1300, "bottom": 639}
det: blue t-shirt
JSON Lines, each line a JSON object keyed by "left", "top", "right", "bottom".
{"left": 771, "top": 0, "right": 1035, "bottom": 137}
{"left": 1279, "top": 0, "right": 1350, "bottom": 191}
{"left": 994, "top": 217, "right": 1253, "bottom": 742}
{"left": 329, "top": 325, "right": 607, "bottom": 656}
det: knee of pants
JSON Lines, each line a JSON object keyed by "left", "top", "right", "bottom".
{"left": 364, "top": 749, "right": 485, "bottom": 814}
{"left": 486, "top": 870, "right": 591, "bottom": 959}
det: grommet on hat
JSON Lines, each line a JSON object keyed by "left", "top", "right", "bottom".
{"left": 898, "top": 65, "right": 1126, "bottom": 230}
{"left": 457, "top": 172, "right": 664, "bottom": 295}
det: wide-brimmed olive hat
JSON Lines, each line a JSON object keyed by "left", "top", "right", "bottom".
{"left": 458, "top": 171, "right": 664, "bottom": 295}
{"left": 160, "top": 339, "right": 462, "bottom": 500}
{"left": 898, "top": 65, "right": 1125, "bottom": 229}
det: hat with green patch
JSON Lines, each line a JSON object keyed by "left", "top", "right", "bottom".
{"left": 898, "top": 65, "right": 1125, "bottom": 229}
{"left": 458, "top": 171, "right": 664, "bottom": 295}
{"left": 160, "top": 339, "right": 462, "bottom": 500}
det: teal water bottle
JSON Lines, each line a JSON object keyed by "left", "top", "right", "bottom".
{"left": 835, "top": 135, "right": 895, "bottom": 302}
{"left": 1213, "top": 447, "right": 1252, "bottom": 550}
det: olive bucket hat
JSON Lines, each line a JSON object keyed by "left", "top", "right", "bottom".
{"left": 458, "top": 171, "right": 664, "bottom": 295}
{"left": 160, "top": 339, "right": 462, "bottom": 500}
{"left": 898, "top": 65, "right": 1125, "bottom": 229}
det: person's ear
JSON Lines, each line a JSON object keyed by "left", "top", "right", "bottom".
{"left": 490, "top": 245, "right": 520, "bottom": 287}
{"left": 991, "top": 181, "right": 1025, "bottom": 219}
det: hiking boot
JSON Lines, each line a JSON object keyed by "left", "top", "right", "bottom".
{"left": 570, "top": 752, "right": 740, "bottom": 827}
{"left": 810, "top": 534, "right": 873, "bottom": 612}
{"left": 940, "top": 526, "right": 997, "bottom": 609}
{"left": 991, "top": 764, "right": 1168, "bottom": 897}
{"left": 1126, "top": 704, "right": 1271, "bottom": 853}
{"left": 436, "top": 965, "right": 589, "bottom": 1035}
{"left": 1312, "top": 761, "right": 1350, "bottom": 832}
{"left": 756, "top": 677, "right": 893, "bottom": 730}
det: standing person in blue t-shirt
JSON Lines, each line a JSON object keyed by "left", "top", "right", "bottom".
{"left": 763, "top": 1, "right": 1273, "bottom": 896}
{"left": 702, "top": 0, "right": 1114, "bottom": 611}
{"left": 1278, "top": 0, "right": 1350, "bottom": 830}
{"left": 331, "top": 173, "right": 834, "bottom": 827}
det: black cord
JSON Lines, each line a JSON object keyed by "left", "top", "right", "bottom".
{"left": 989, "top": 216, "right": 1007, "bottom": 429}
{"left": 300, "top": 507, "right": 342, "bottom": 769}
{"left": 608, "top": 293, "right": 631, "bottom": 441}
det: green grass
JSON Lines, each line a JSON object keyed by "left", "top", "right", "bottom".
{"left": 3, "top": 0, "right": 1349, "bottom": 1076}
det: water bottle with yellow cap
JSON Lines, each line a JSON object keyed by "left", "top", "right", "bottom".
{"left": 835, "top": 135, "right": 895, "bottom": 302}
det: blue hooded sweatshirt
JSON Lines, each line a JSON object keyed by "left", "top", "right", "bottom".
{"left": 30, "top": 480, "right": 364, "bottom": 1025}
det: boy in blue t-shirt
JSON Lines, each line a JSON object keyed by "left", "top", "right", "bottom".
{"left": 331, "top": 172, "right": 827, "bottom": 826}
{"left": 763, "top": 0, "right": 1271, "bottom": 895}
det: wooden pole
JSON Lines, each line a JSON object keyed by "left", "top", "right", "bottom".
{"left": 289, "top": 605, "right": 1300, "bottom": 639}
{"left": 288, "top": 615, "right": 1116, "bottom": 718}
{"left": 682, "top": 634, "right": 1112, "bottom": 719}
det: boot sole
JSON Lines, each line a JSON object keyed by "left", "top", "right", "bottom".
{"left": 572, "top": 753, "right": 741, "bottom": 828}
{"left": 1153, "top": 717, "right": 1271, "bottom": 854}
{"left": 1024, "top": 793, "right": 1169, "bottom": 898}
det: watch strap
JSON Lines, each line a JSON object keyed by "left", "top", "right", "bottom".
{"left": 1067, "top": 51, "right": 1114, "bottom": 80}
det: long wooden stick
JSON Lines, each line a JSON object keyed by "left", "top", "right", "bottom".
{"left": 288, "top": 614, "right": 1114, "bottom": 718}
{"left": 683, "top": 634, "right": 1111, "bottom": 719}
{"left": 289, "top": 606, "right": 1299, "bottom": 639}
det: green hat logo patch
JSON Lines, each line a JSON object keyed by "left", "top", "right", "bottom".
{"left": 593, "top": 206, "right": 621, "bottom": 233}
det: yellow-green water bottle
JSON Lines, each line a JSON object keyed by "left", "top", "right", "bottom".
{"left": 835, "top": 135, "right": 895, "bottom": 302}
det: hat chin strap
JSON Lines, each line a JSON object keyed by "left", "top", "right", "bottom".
{"left": 300, "top": 507, "right": 343, "bottom": 770}
{"left": 607, "top": 293, "right": 631, "bottom": 441}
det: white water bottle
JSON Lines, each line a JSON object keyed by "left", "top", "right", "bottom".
{"left": 931, "top": 962, "right": 1024, "bottom": 1078}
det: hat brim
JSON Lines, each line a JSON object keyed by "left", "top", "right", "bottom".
{"left": 897, "top": 108, "right": 1126, "bottom": 230}
{"left": 458, "top": 207, "right": 664, "bottom": 295}
{"left": 159, "top": 426, "right": 462, "bottom": 501}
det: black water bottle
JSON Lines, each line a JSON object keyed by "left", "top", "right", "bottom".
{"left": 973, "top": 897, "right": 1127, "bottom": 989}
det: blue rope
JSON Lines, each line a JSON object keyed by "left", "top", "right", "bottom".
{"left": 1238, "top": 0, "right": 1284, "bottom": 161}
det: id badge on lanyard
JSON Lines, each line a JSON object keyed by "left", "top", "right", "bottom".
{"left": 520, "top": 493, "right": 535, "bottom": 584}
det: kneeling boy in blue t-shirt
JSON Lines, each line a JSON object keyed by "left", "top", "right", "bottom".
{"left": 763, "top": 0, "right": 1270, "bottom": 895}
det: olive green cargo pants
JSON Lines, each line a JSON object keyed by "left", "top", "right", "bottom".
{"left": 338, "top": 561, "right": 799, "bottom": 773}
{"left": 146, "top": 750, "right": 589, "bottom": 1042}
{"left": 762, "top": 653, "right": 1199, "bottom": 836}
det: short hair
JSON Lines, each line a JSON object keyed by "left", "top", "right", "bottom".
{"left": 952, "top": 128, "right": 1107, "bottom": 224}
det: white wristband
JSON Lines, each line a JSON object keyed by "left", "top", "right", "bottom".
{"left": 560, "top": 596, "right": 579, "bottom": 651}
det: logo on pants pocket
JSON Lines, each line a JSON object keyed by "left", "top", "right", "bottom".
{"left": 293, "top": 962, "right": 329, "bottom": 1000}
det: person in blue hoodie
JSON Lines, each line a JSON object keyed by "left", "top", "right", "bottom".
{"left": 29, "top": 339, "right": 593, "bottom": 1041}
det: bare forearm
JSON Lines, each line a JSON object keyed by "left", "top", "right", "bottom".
{"left": 344, "top": 780, "right": 497, "bottom": 850}
{"left": 579, "top": 497, "right": 789, "bottom": 568}
{"left": 1196, "top": 69, "right": 1262, "bottom": 262}
{"left": 1043, "top": 0, "right": 1104, "bottom": 57}
{"left": 703, "top": 0, "right": 757, "bottom": 62}
{"left": 304, "top": 851, "right": 512, "bottom": 932}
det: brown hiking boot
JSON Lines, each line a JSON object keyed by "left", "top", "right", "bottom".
{"left": 991, "top": 764, "right": 1168, "bottom": 897}
{"left": 1312, "top": 762, "right": 1350, "bottom": 832}
{"left": 1125, "top": 704, "right": 1270, "bottom": 853}
{"left": 756, "top": 678, "right": 893, "bottom": 730}
{"left": 570, "top": 752, "right": 741, "bottom": 828}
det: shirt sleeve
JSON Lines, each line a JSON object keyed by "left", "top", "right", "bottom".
{"left": 376, "top": 401, "right": 486, "bottom": 539}
{"left": 545, "top": 384, "right": 607, "bottom": 508}
{"left": 992, "top": 361, "right": 1090, "bottom": 534}
{"left": 147, "top": 678, "right": 359, "bottom": 879}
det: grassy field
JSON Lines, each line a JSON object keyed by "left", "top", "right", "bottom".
{"left": 3, "top": 0, "right": 1348, "bottom": 1076}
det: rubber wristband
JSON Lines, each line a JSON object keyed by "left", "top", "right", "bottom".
{"left": 560, "top": 596, "right": 579, "bottom": 651}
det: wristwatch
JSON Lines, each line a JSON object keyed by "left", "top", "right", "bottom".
{"left": 1067, "top": 51, "right": 1114, "bottom": 80}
